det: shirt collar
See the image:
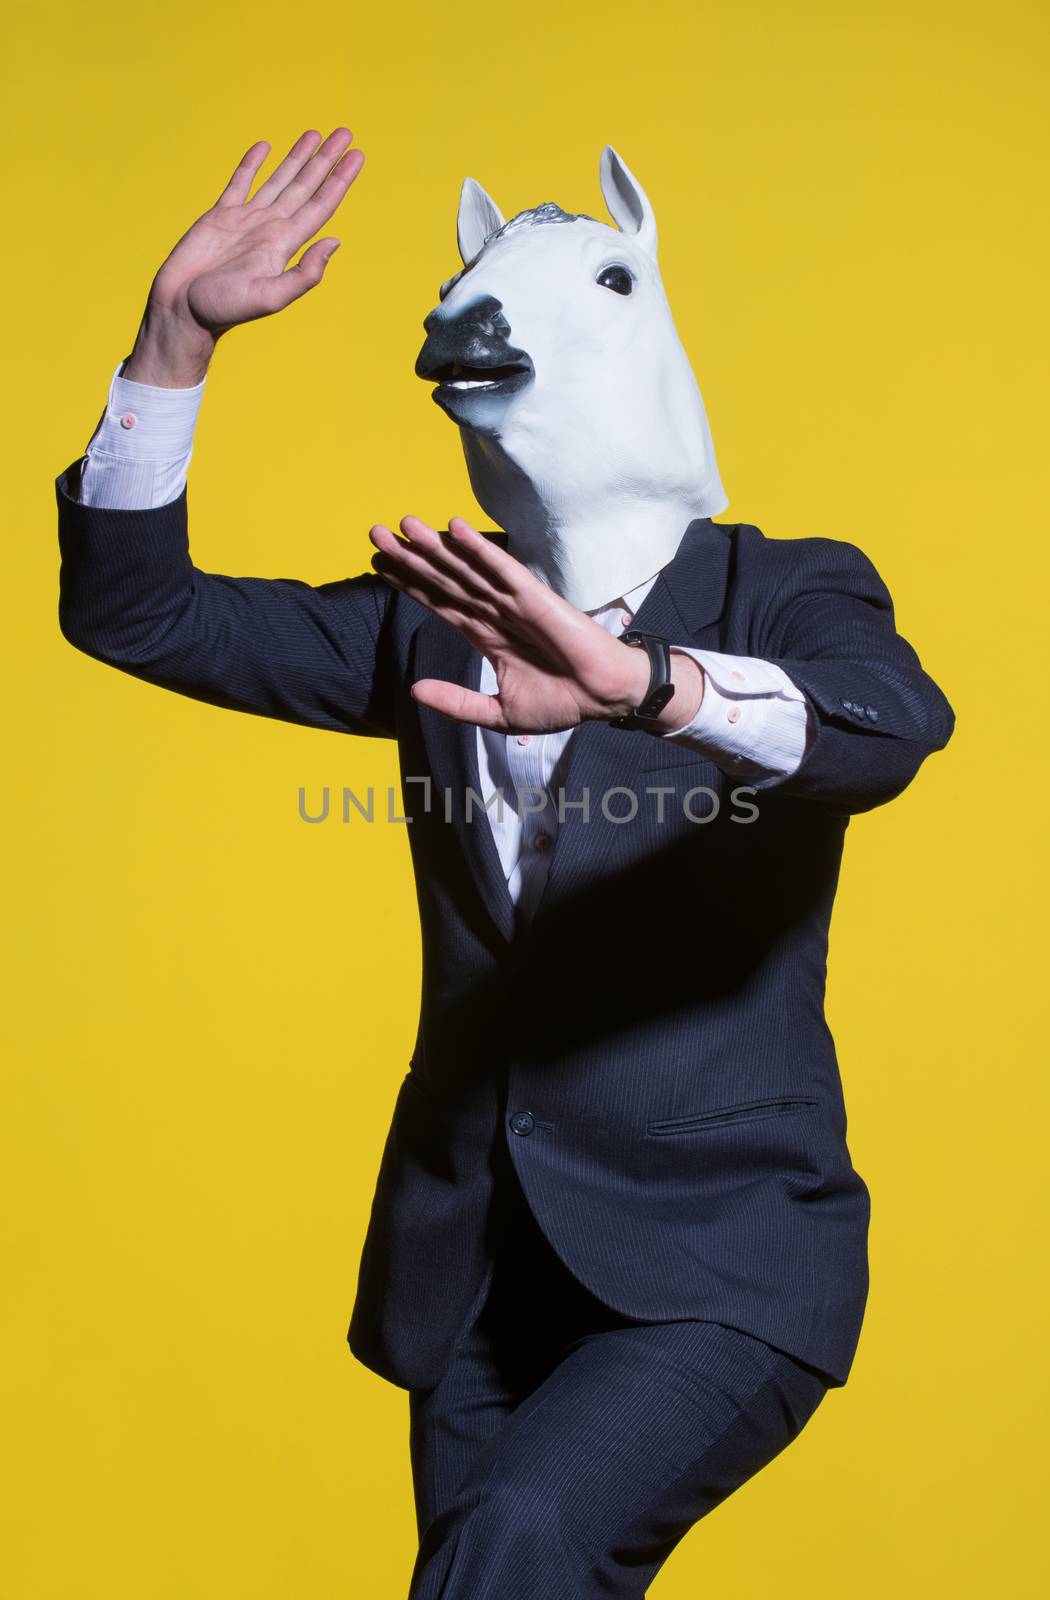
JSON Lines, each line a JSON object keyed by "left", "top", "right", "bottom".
{"left": 585, "top": 570, "right": 661, "bottom": 619}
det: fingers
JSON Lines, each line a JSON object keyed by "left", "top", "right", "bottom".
{"left": 247, "top": 129, "right": 326, "bottom": 209}
{"left": 372, "top": 548, "right": 487, "bottom": 631}
{"left": 402, "top": 514, "right": 518, "bottom": 600}
{"left": 261, "top": 236, "right": 342, "bottom": 314}
{"left": 370, "top": 519, "right": 503, "bottom": 616}
{"left": 215, "top": 140, "right": 271, "bottom": 207}
{"left": 443, "top": 515, "right": 528, "bottom": 596}
{"left": 269, "top": 127, "right": 357, "bottom": 219}
{"left": 443, "top": 516, "right": 588, "bottom": 644}
{"left": 370, "top": 530, "right": 496, "bottom": 643}
{"left": 411, "top": 679, "right": 510, "bottom": 730}
{"left": 287, "top": 146, "right": 366, "bottom": 243}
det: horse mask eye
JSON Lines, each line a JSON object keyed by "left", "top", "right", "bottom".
{"left": 596, "top": 264, "right": 633, "bottom": 295}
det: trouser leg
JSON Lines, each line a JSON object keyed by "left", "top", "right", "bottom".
{"left": 408, "top": 1148, "right": 585, "bottom": 1538}
{"left": 408, "top": 1316, "right": 827, "bottom": 1599}
{"left": 406, "top": 1168, "right": 829, "bottom": 1599}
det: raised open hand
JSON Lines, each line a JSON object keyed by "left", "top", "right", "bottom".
{"left": 368, "top": 516, "right": 705, "bottom": 735}
{"left": 157, "top": 129, "right": 362, "bottom": 331}
{"left": 125, "top": 128, "right": 364, "bottom": 386}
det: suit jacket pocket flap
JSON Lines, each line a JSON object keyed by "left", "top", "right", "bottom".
{"left": 646, "top": 1096, "right": 818, "bottom": 1135}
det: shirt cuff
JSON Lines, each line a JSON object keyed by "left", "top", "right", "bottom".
{"left": 80, "top": 358, "right": 206, "bottom": 510}
{"left": 89, "top": 357, "right": 205, "bottom": 458}
{"left": 658, "top": 648, "right": 813, "bottom": 786}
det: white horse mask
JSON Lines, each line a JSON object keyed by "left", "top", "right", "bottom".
{"left": 415, "top": 146, "right": 728, "bottom": 613}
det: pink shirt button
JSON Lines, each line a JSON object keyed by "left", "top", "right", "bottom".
{"left": 516, "top": 734, "right": 531, "bottom": 746}
{"left": 621, "top": 613, "right": 634, "bottom": 627}
{"left": 535, "top": 832, "right": 552, "bottom": 851}
{"left": 727, "top": 705, "right": 741, "bottom": 724}
{"left": 120, "top": 412, "right": 138, "bottom": 430}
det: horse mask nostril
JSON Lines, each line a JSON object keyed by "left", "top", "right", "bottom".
{"left": 415, "top": 294, "right": 530, "bottom": 382}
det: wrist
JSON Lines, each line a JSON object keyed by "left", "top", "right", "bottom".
{"left": 603, "top": 634, "right": 703, "bottom": 731}
{"left": 123, "top": 300, "right": 215, "bottom": 388}
{"left": 605, "top": 638, "right": 654, "bottom": 719}
{"left": 603, "top": 638, "right": 705, "bottom": 731}
{"left": 655, "top": 652, "right": 705, "bottom": 733}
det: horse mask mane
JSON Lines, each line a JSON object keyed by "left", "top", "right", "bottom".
{"left": 415, "top": 146, "right": 728, "bottom": 613}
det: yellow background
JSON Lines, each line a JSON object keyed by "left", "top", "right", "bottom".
{"left": 3, "top": 0, "right": 1047, "bottom": 1594}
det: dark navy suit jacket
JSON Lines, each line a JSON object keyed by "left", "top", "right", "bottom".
{"left": 56, "top": 461, "right": 954, "bottom": 1389}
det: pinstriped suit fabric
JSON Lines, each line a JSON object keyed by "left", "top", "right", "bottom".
{"left": 406, "top": 1141, "right": 828, "bottom": 1596}
{"left": 54, "top": 464, "right": 954, "bottom": 1400}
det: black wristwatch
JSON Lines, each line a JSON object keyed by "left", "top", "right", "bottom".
{"left": 609, "top": 630, "right": 676, "bottom": 730}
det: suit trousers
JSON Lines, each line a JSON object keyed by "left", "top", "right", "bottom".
{"left": 406, "top": 1140, "right": 830, "bottom": 1598}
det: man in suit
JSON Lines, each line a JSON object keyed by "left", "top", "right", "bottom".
{"left": 56, "top": 127, "right": 955, "bottom": 1597}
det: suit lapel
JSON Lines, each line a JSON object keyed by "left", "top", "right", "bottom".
{"left": 414, "top": 614, "right": 519, "bottom": 944}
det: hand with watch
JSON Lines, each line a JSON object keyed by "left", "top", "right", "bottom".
{"left": 368, "top": 512, "right": 705, "bottom": 736}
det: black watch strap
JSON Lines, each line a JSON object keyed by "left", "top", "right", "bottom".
{"left": 609, "top": 629, "right": 676, "bottom": 730}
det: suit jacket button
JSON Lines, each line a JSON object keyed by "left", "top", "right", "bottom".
{"left": 866, "top": 705, "right": 879, "bottom": 721}
{"left": 840, "top": 697, "right": 853, "bottom": 712}
{"left": 510, "top": 1110, "right": 535, "bottom": 1136}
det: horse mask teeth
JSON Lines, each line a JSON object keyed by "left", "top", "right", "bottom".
{"left": 415, "top": 146, "right": 729, "bottom": 613}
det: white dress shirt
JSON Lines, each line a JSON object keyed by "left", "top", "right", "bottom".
{"left": 79, "top": 361, "right": 812, "bottom": 919}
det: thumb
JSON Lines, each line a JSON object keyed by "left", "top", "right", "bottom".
{"left": 266, "top": 237, "right": 341, "bottom": 312}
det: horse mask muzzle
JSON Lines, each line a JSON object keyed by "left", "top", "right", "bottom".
{"left": 415, "top": 295, "right": 534, "bottom": 423}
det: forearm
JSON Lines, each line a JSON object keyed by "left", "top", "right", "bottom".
{"left": 753, "top": 540, "right": 955, "bottom": 812}
{"left": 624, "top": 646, "right": 811, "bottom": 786}
{"left": 78, "top": 284, "right": 219, "bottom": 509}
{"left": 56, "top": 463, "right": 396, "bottom": 737}
{"left": 759, "top": 651, "right": 953, "bottom": 810}
{"left": 611, "top": 540, "right": 953, "bottom": 808}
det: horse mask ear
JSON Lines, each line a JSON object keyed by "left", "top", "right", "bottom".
{"left": 599, "top": 146, "right": 658, "bottom": 261}
{"left": 457, "top": 177, "right": 506, "bottom": 266}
